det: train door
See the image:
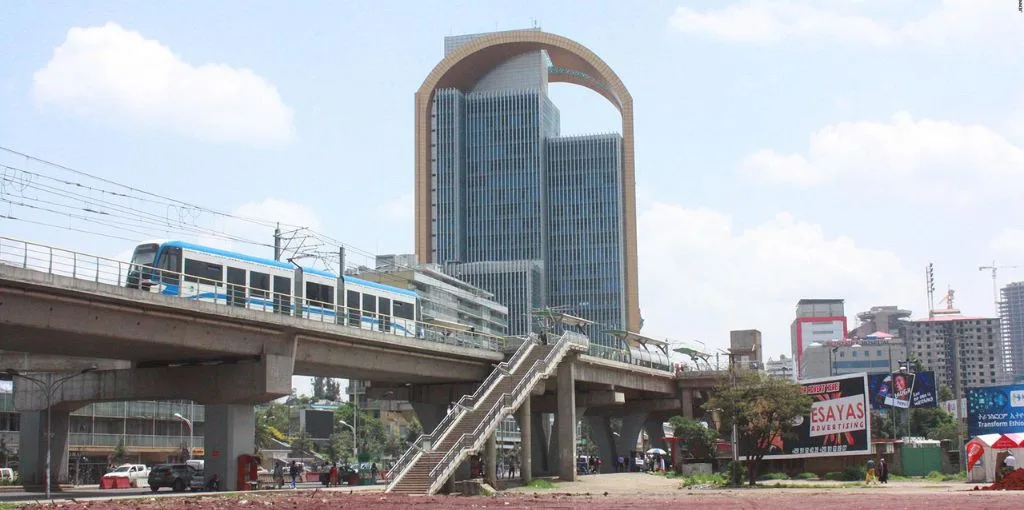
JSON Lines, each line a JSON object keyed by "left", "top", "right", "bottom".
{"left": 273, "top": 275, "right": 292, "bottom": 315}
{"left": 226, "top": 267, "right": 246, "bottom": 307}
{"left": 361, "top": 293, "right": 376, "bottom": 330}
{"left": 346, "top": 290, "right": 360, "bottom": 327}
{"left": 378, "top": 297, "right": 391, "bottom": 333}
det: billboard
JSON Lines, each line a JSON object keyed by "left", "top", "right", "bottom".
{"left": 967, "top": 383, "right": 1024, "bottom": 436}
{"left": 867, "top": 371, "right": 937, "bottom": 409}
{"left": 739, "top": 372, "right": 871, "bottom": 460}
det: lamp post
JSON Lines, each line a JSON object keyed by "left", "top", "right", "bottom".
{"left": 3, "top": 367, "right": 96, "bottom": 499}
{"left": 338, "top": 420, "right": 357, "bottom": 462}
{"left": 173, "top": 413, "right": 193, "bottom": 460}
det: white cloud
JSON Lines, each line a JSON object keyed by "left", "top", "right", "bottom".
{"left": 669, "top": 0, "right": 1021, "bottom": 47}
{"left": 32, "top": 22, "right": 295, "bottom": 146}
{"left": 990, "top": 228, "right": 1024, "bottom": 258}
{"left": 377, "top": 191, "right": 414, "bottom": 222}
{"left": 739, "top": 111, "right": 1024, "bottom": 205}
{"left": 638, "top": 203, "right": 917, "bottom": 358}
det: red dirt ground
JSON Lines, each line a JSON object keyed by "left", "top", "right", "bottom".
{"left": 17, "top": 490, "right": 1023, "bottom": 509}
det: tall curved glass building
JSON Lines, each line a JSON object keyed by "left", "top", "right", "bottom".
{"left": 414, "top": 29, "right": 640, "bottom": 346}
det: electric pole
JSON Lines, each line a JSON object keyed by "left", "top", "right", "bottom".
{"left": 926, "top": 263, "right": 935, "bottom": 318}
{"left": 273, "top": 223, "right": 282, "bottom": 261}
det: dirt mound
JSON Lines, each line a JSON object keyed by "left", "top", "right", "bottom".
{"left": 978, "top": 469, "right": 1024, "bottom": 490}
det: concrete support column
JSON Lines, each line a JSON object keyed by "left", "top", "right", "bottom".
{"left": 18, "top": 410, "right": 70, "bottom": 489}
{"left": 644, "top": 419, "right": 665, "bottom": 452}
{"left": 409, "top": 402, "right": 447, "bottom": 437}
{"left": 556, "top": 360, "right": 576, "bottom": 482}
{"left": 531, "top": 412, "right": 550, "bottom": 476}
{"left": 616, "top": 413, "right": 647, "bottom": 471}
{"left": 584, "top": 416, "right": 616, "bottom": 473}
{"left": 203, "top": 404, "right": 255, "bottom": 492}
{"left": 517, "top": 396, "right": 532, "bottom": 483}
{"left": 680, "top": 389, "right": 694, "bottom": 419}
{"left": 484, "top": 432, "right": 497, "bottom": 486}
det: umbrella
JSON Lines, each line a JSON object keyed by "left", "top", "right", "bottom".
{"left": 646, "top": 448, "right": 667, "bottom": 455}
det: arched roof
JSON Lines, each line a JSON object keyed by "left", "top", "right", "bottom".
{"left": 415, "top": 29, "right": 632, "bottom": 111}
{"left": 413, "top": 29, "right": 641, "bottom": 332}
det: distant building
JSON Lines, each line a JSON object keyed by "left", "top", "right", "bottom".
{"left": 354, "top": 255, "right": 510, "bottom": 336}
{"left": 850, "top": 305, "right": 912, "bottom": 340}
{"left": 800, "top": 335, "right": 907, "bottom": 379}
{"left": 790, "top": 299, "right": 847, "bottom": 378}
{"left": 729, "top": 329, "right": 763, "bottom": 370}
{"left": 1000, "top": 282, "right": 1024, "bottom": 381}
{"left": 906, "top": 308, "right": 1009, "bottom": 397}
{"left": 765, "top": 354, "right": 795, "bottom": 380}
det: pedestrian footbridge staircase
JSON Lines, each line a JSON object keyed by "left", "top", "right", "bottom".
{"left": 385, "top": 331, "right": 589, "bottom": 495}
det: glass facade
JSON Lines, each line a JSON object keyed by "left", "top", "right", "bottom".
{"left": 430, "top": 45, "right": 627, "bottom": 346}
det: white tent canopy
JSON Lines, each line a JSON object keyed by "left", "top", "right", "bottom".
{"left": 967, "top": 433, "right": 1024, "bottom": 483}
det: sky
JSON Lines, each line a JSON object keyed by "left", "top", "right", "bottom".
{"left": 2, "top": 0, "right": 1024, "bottom": 395}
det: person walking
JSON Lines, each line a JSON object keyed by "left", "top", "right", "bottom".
{"left": 272, "top": 462, "right": 284, "bottom": 489}
{"left": 865, "top": 458, "right": 876, "bottom": 485}
{"left": 878, "top": 458, "right": 889, "bottom": 484}
{"left": 289, "top": 461, "right": 299, "bottom": 489}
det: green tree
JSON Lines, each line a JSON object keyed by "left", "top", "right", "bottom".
{"left": 668, "top": 416, "right": 718, "bottom": 460}
{"left": 938, "top": 385, "right": 954, "bottom": 402}
{"left": 291, "top": 432, "right": 315, "bottom": 457}
{"left": 927, "top": 421, "right": 960, "bottom": 443}
{"left": 325, "top": 379, "right": 342, "bottom": 402}
{"left": 312, "top": 377, "right": 327, "bottom": 401}
{"left": 334, "top": 403, "right": 387, "bottom": 460}
{"left": 323, "top": 432, "right": 350, "bottom": 463}
{"left": 704, "top": 372, "right": 812, "bottom": 486}
{"left": 112, "top": 438, "right": 128, "bottom": 464}
{"left": 871, "top": 411, "right": 892, "bottom": 440}
{"left": 255, "top": 409, "right": 275, "bottom": 452}
{"left": 406, "top": 419, "right": 423, "bottom": 443}
{"left": 910, "top": 406, "right": 954, "bottom": 438}
{"left": 383, "top": 433, "right": 404, "bottom": 459}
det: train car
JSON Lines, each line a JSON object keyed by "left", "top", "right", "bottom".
{"left": 125, "top": 240, "right": 418, "bottom": 336}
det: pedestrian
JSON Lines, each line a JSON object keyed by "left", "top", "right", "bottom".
{"left": 272, "top": 462, "right": 284, "bottom": 489}
{"left": 878, "top": 458, "right": 888, "bottom": 484}
{"left": 329, "top": 462, "right": 338, "bottom": 487}
{"left": 865, "top": 458, "right": 876, "bottom": 485}
{"left": 289, "top": 460, "right": 298, "bottom": 489}
{"left": 371, "top": 463, "right": 379, "bottom": 484}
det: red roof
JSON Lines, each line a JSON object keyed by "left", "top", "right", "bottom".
{"left": 912, "top": 314, "right": 991, "bottom": 322}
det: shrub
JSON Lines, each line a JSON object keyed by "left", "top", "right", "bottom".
{"left": 823, "top": 471, "right": 844, "bottom": 481}
{"left": 924, "top": 471, "right": 944, "bottom": 481}
{"left": 757, "top": 472, "right": 789, "bottom": 481}
{"left": 680, "top": 473, "right": 728, "bottom": 488}
{"left": 841, "top": 466, "right": 866, "bottom": 481}
{"left": 794, "top": 472, "right": 817, "bottom": 480}
{"left": 724, "top": 461, "right": 747, "bottom": 486}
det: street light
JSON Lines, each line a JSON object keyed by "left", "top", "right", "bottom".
{"left": 173, "top": 413, "right": 193, "bottom": 460}
{"left": 338, "top": 420, "right": 358, "bottom": 461}
{"left": 3, "top": 366, "right": 96, "bottom": 499}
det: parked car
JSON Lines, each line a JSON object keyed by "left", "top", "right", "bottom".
{"left": 147, "top": 463, "right": 195, "bottom": 492}
{"left": 102, "top": 464, "right": 150, "bottom": 487}
{"left": 189, "top": 469, "right": 205, "bottom": 491}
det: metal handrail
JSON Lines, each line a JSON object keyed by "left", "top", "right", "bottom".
{"left": 425, "top": 331, "right": 589, "bottom": 492}
{"left": 385, "top": 334, "right": 540, "bottom": 490}
{"left": 0, "top": 236, "right": 506, "bottom": 351}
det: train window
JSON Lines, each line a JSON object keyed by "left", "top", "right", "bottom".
{"left": 362, "top": 294, "right": 377, "bottom": 313}
{"left": 249, "top": 272, "right": 270, "bottom": 298}
{"left": 227, "top": 267, "right": 245, "bottom": 307}
{"left": 346, "top": 290, "right": 360, "bottom": 326}
{"left": 183, "top": 259, "right": 223, "bottom": 285}
{"left": 305, "top": 282, "right": 335, "bottom": 306}
{"left": 158, "top": 247, "right": 182, "bottom": 285}
{"left": 393, "top": 301, "right": 415, "bottom": 320}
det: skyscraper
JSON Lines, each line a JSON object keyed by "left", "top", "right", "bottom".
{"left": 413, "top": 29, "right": 640, "bottom": 345}
{"left": 1000, "top": 282, "right": 1024, "bottom": 381}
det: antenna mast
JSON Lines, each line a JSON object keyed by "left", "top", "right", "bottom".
{"left": 926, "top": 263, "right": 935, "bottom": 318}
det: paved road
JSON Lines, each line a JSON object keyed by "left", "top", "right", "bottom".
{"left": 0, "top": 481, "right": 366, "bottom": 503}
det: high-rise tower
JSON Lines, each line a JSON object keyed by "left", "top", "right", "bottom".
{"left": 413, "top": 29, "right": 639, "bottom": 344}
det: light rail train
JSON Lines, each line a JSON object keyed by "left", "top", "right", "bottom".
{"left": 125, "top": 240, "right": 418, "bottom": 336}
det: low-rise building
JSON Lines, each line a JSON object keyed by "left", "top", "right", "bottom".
{"left": 800, "top": 334, "right": 907, "bottom": 380}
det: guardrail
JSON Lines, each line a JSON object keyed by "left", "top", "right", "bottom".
{"left": 426, "top": 331, "right": 589, "bottom": 493}
{"left": 0, "top": 237, "right": 507, "bottom": 352}
{"left": 68, "top": 433, "right": 203, "bottom": 449}
{"left": 385, "top": 333, "right": 541, "bottom": 490}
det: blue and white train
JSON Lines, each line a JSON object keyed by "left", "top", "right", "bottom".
{"left": 125, "top": 240, "right": 418, "bottom": 336}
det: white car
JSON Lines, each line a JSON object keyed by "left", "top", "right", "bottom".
{"left": 103, "top": 464, "right": 150, "bottom": 487}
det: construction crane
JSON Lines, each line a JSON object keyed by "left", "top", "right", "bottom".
{"left": 979, "top": 260, "right": 1017, "bottom": 316}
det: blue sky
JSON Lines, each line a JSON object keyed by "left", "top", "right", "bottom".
{"left": 2, "top": 0, "right": 1024, "bottom": 394}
